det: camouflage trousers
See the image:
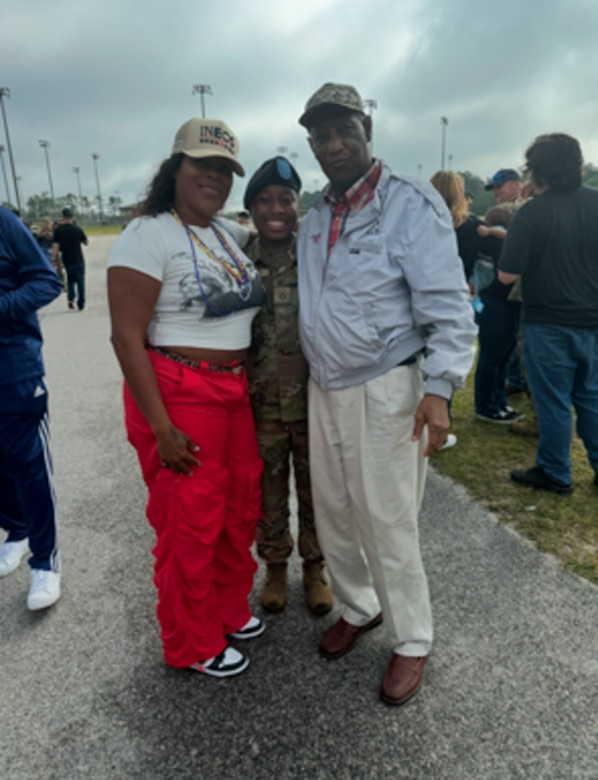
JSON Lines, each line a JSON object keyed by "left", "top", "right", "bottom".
{"left": 254, "top": 417, "right": 323, "bottom": 565}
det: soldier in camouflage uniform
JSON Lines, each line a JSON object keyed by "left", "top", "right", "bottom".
{"left": 244, "top": 157, "right": 333, "bottom": 615}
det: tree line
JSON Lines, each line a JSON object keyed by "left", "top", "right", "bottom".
{"left": 4, "top": 165, "right": 598, "bottom": 225}
{"left": 0, "top": 192, "right": 124, "bottom": 224}
{"left": 300, "top": 163, "right": 598, "bottom": 216}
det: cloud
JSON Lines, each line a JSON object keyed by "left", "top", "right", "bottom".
{"left": 1, "top": 0, "right": 597, "bottom": 210}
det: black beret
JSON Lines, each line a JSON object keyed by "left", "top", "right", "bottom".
{"left": 244, "top": 156, "right": 301, "bottom": 210}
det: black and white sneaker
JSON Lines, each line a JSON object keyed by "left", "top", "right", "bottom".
{"left": 501, "top": 405, "right": 520, "bottom": 416}
{"left": 190, "top": 646, "right": 249, "bottom": 678}
{"left": 227, "top": 615, "right": 266, "bottom": 640}
{"left": 476, "top": 409, "right": 524, "bottom": 424}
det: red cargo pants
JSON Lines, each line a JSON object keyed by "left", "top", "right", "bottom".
{"left": 124, "top": 350, "right": 262, "bottom": 667}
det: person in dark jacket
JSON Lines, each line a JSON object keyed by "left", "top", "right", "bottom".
{"left": 0, "top": 206, "right": 63, "bottom": 609}
{"left": 51, "top": 208, "right": 88, "bottom": 310}
{"left": 499, "top": 133, "right": 598, "bottom": 493}
{"left": 473, "top": 205, "right": 524, "bottom": 423}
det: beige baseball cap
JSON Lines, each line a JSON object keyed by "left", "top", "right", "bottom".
{"left": 172, "top": 118, "right": 245, "bottom": 176}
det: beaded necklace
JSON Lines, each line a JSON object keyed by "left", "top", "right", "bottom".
{"left": 171, "top": 209, "right": 252, "bottom": 317}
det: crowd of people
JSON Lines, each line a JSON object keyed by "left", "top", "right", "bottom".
{"left": 430, "top": 143, "right": 597, "bottom": 500}
{"left": 18, "top": 208, "right": 89, "bottom": 310}
{"left": 1, "top": 83, "right": 596, "bottom": 705}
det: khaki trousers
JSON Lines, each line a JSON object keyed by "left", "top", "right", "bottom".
{"left": 308, "top": 364, "right": 432, "bottom": 656}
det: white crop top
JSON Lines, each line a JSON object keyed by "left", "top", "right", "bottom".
{"left": 107, "top": 213, "right": 264, "bottom": 349}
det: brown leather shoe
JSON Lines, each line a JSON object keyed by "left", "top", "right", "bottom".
{"left": 379, "top": 653, "right": 426, "bottom": 705}
{"left": 319, "top": 614, "right": 382, "bottom": 660}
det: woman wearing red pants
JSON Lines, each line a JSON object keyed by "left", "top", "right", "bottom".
{"left": 107, "top": 118, "right": 265, "bottom": 677}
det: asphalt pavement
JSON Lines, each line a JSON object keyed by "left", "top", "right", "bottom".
{"left": 1, "top": 235, "right": 596, "bottom": 780}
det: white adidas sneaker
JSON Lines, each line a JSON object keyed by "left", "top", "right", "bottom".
{"left": 0, "top": 539, "right": 29, "bottom": 577}
{"left": 27, "top": 569, "right": 61, "bottom": 611}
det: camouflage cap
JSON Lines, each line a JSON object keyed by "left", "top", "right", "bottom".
{"left": 298, "top": 83, "right": 365, "bottom": 128}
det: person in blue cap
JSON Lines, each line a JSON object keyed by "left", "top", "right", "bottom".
{"left": 484, "top": 168, "right": 529, "bottom": 404}
{"left": 484, "top": 169, "right": 523, "bottom": 204}
{"left": 244, "top": 156, "right": 333, "bottom": 616}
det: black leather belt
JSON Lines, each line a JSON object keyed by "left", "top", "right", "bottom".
{"left": 398, "top": 352, "right": 420, "bottom": 367}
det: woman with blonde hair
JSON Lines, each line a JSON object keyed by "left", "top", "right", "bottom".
{"left": 431, "top": 171, "right": 521, "bottom": 425}
{"left": 430, "top": 170, "right": 469, "bottom": 228}
{"left": 430, "top": 171, "right": 483, "bottom": 449}
{"left": 430, "top": 171, "right": 481, "bottom": 281}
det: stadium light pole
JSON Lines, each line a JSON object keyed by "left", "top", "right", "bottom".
{"left": 440, "top": 116, "right": 449, "bottom": 170}
{"left": 448, "top": 154, "right": 453, "bottom": 170}
{"left": 364, "top": 98, "right": 377, "bottom": 153}
{"left": 73, "top": 166, "right": 83, "bottom": 214}
{"left": 0, "top": 87, "right": 21, "bottom": 211}
{"left": 364, "top": 98, "right": 378, "bottom": 114}
{"left": 38, "top": 140, "right": 55, "bottom": 204}
{"left": 0, "top": 144, "right": 11, "bottom": 204}
{"left": 192, "top": 84, "right": 212, "bottom": 118}
{"left": 15, "top": 175, "right": 24, "bottom": 207}
{"left": 417, "top": 163, "right": 423, "bottom": 177}
{"left": 92, "top": 153, "right": 103, "bottom": 221}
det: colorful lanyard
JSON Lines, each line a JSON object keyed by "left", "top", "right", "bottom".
{"left": 171, "top": 210, "right": 252, "bottom": 316}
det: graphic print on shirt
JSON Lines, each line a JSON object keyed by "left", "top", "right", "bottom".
{"left": 176, "top": 250, "right": 264, "bottom": 319}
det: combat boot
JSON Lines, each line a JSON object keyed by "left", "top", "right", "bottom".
{"left": 260, "top": 563, "right": 287, "bottom": 613}
{"left": 303, "top": 562, "right": 333, "bottom": 615}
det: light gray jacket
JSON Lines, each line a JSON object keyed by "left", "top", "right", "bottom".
{"left": 297, "top": 163, "right": 476, "bottom": 398}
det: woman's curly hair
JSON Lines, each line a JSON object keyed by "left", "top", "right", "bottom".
{"left": 139, "top": 153, "right": 184, "bottom": 216}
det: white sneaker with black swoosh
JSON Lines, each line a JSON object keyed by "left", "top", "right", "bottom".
{"left": 190, "top": 646, "right": 249, "bottom": 678}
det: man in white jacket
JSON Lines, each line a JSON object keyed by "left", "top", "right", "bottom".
{"left": 297, "top": 83, "right": 476, "bottom": 705}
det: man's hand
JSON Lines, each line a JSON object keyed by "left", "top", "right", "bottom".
{"left": 412, "top": 394, "right": 451, "bottom": 457}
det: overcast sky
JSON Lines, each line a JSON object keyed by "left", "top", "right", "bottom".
{"left": 2, "top": 0, "right": 597, "bottom": 211}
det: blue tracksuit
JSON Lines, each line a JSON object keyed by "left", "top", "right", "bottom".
{"left": 0, "top": 207, "right": 63, "bottom": 570}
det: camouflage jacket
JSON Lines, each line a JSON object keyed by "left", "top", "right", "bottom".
{"left": 246, "top": 237, "right": 309, "bottom": 422}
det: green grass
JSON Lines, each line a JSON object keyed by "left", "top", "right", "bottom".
{"left": 77, "top": 224, "right": 597, "bottom": 584}
{"left": 84, "top": 224, "right": 122, "bottom": 236}
{"left": 431, "top": 371, "right": 598, "bottom": 584}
